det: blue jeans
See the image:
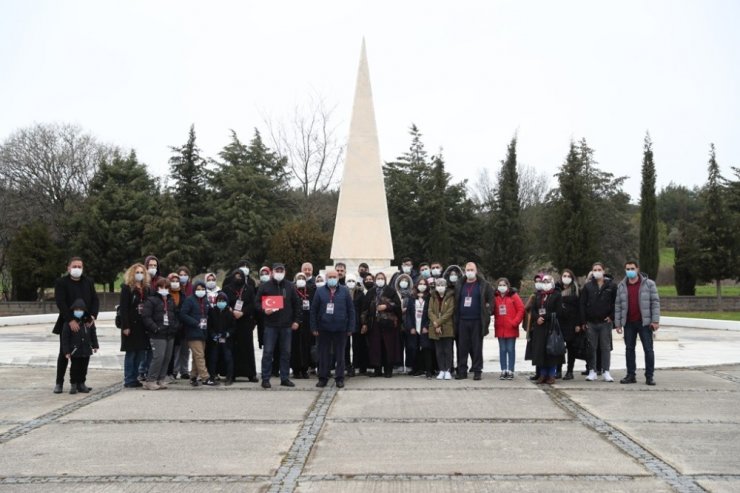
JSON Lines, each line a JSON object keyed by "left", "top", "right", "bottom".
{"left": 124, "top": 350, "right": 148, "bottom": 385}
{"left": 208, "top": 340, "right": 234, "bottom": 380}
{"left": 261, "top": 326, "right": 292, "bottom": 381}
{"left": 498, "top": 337, "right": 516, "bottom": 371}
{"left": 537, "top": 365, "right": 557, "bottom": 377}
{"left": 624, "top": 321, "right": 655, "bottom": 378}
{"left": 138, "top": 349, "right": 152, "bottom": 377}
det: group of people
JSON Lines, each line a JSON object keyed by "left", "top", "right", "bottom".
{"left": 51, "top": 254, "right": 661, "bottom": 394}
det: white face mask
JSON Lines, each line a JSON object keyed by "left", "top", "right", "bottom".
{"left": 399, "top": 280, "right": 409, "bottom": 289}
{"left": 592, "top": 271, "right": 604, "bottom": 280}
{"left": 376, "top": 279, "right": 386, "bottom": 288}
{"left": 316, "top": 281, "right": 326, "bottom": 288}
{"left": 402, "top": 265, "right": 412, "bottom": 274}
{"left": 195, "top": 290, "right": 206, "bottom": 298}
{"left": 273, "top": 272, "right": 285, "bottom": 282}
{"left": 465, "top": 271, "right": 476, "bottom": 280}
{"left": 418, "top": 284, "right": 427, "bottom": 292}
{"left": 240, "top": 267, "right": 249, "bottom": 276}
{"left": 542, "top": 282, "right": 554, "bottom": 291}
{"left": 535, "top": 282, "right": 544, "bottom": 291}
{"left": 158, "top": 289, "right": 169, "bottom": 297}
{"left": 170, "top": 282, "right": 180, "bottom": 290}
{"left": 134, "top": 273, "right": 144, "bottom": 282}
{"left": 148, "top": 268, "right": 157, "bottom": 277}
{"left": 179, "top": 275, "right": 189, "bottom": 284}
{"left": 260, "top": 274, "right": 270, "bottom": 283}
{"left": 432, "top": 268, "right": 442, "bottom": 276}
{"left": 498, "top": 285, "right": 508, "bottom": 294}
{"left": 436, "top": 286, "right": 446, "bottom": 295}
{"left": 70, "top": 267, "right": 83, "bottom": 279}
{"left": 296, "top": 279, "right": 306, "bottom": 288}
{"left": 346, "top": 281, "right": 357, "bottom": 289}
{"left": 562, "top": 276, "right": 572, "bottom": 285}
{"left": 206, "top": 281, "right": 217, "bottom": 290}
{"left": 449, "top": 274, "right": 458, "bottom": 283}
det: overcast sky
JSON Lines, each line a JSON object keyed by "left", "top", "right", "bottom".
{"left": 1, "top": 0, "right": 738, "bottom": 201}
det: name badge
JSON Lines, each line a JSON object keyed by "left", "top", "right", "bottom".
{"left": 464, "top": 296, "right": 472, "bottom": 307}
{"left": 499, "top": 304, "right": 507, "bottom": 316}
{"left": 538, "top": 308, "right": 546, "bottom": 316}
{"left": 302, "top": 299, "right": 310, "bottom": 310}
{"left": 163, "top": 313, "right": 169, "bottom": 326}
{"left": 234, "top": 300, "right": 243, "bottom": 312}
{"left": 326, "top": 303, "right": 334, "bottom": 315}
{"left": 200, "top": 318, "right": 207, "bottom": 330}
{"left": 219, "top": 337, "right": 226, "bottom": 343}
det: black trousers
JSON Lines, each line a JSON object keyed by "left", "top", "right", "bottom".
{"left": 457, "top": 319, "right": 483, "bottom": 374}
{"left": 56, "top": 333, "right": 68, "bottom": 385}
{"left": 318, "top": 331, "right": 347, "bottom": 382}
{"left": 69, "top": 356, "right": 90, "bottom": 384}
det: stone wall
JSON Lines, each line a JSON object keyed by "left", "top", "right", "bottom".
{"left": 660, "top": 296, "right": 740, "bottom": 312}
{"left": 0, "top": 293, "right": 119, "bottom": 316}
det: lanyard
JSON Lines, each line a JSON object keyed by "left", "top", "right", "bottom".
{"left": 199, "top": 298, "right": 206, "bottom": 317}
{"left": 236, "top": 288, "right": 243, "bottom": 300}
{"left": 162, "top": 296, "right": 169, "bottom": 313}
{"left": 297, "top": 288, "right": 308, "bottom": 300}
{"left": 466, "top": 283, "right": 476, "bottom": 298}
{"left": 329, "top": 288, "right": 336, "bottom": 303}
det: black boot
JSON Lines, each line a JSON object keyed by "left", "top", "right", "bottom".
{"left": 53, "top": 383, "right": 63, "bottom": 394}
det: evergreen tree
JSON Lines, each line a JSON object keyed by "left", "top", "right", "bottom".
{"left": 726, "top": 167, "right": 740, "bottom": 281}
{"left": 673, "top": 220, "right": 699, "bottom": 296}
{"left": 639, "top": 133, "right": 659, "bottom": 279}
{"left": 696, "top": 144, "right": 735, "bottom": 303}
{"left": 7, "top": 221, "right": 63, "bottom": 300}
{"left": 267, "top": 218, "right": 331, "bottom": 275}
{"left": 168, "top": 125, "right": 213, "bottom": 272}
{"left": 141, "top": 189, "right": 193, "bottom": 272}
{"left": 210, "top": 129, "right": 293, "bottom": 268}
{"left": 485, "top": 136, "right": 526, "bottom": 288}
{"left": 426, "top": 155, "right": 452, "bottom": 263}
{"left": 68, "top": 151, "right": 157, "bottom": 291}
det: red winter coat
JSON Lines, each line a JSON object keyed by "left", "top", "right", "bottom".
{"left": 493, "top": 290, "right": 525, "bottom": 338}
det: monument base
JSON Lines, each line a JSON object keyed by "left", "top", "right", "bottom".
{"left": 322, "top": 259, "right": 397, "bottom": 279}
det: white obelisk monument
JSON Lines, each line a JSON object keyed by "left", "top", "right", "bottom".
{"left": 329, "top": 40, "right": 395, "bottom": 275}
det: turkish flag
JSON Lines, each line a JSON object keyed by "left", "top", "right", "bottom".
{"left": 262, "top": 295, "right": 284, "bottom": 310}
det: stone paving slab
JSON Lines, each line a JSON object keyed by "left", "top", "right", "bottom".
{"left": 295, "top": 478, "right": 673, "bottom": 493}
{"left": 61, "top": 387, "right": 318, "bottom": 422}
{"left": 552, "top": 369, "right": 739, "bottom": 391}
{"left": 0, "top": 422, "right": 298, "bottom": 476}
{"left": 695, "top": 479, "right": 740, "bottom": 493}
{"left": 565, "top": 390, "right": 740, "bottom": 423}
{"left": 0, "top": 366, "right": 121, "bottom": 390}
{"left": 337, "top": 375, "right": 531, "bottom": 389}
{"left": 612, "top": 422, "right": 740, "bottom": 475}
{"left": 0, "top": 483, "right": 270, "bottom": 493}
{"left": 304, "top": 422, "right": 646, "bottom": 476}
{"left": 329, "top": 389, "right": 568, "bottom": 420}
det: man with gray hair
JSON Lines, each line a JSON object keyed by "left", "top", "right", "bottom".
{"left": 454, "top": 262, "right": 494, "bottom": 380}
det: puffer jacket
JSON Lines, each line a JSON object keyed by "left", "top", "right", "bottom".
{"left": 428, "top": 288, "right": 455, "bottom": 340}
{"left": 615, "top": 273, "right": 660, "bottom": 328}
{"left": 493, "top": 289, "right": 525, "bottom": 338}
{"left": 142, "top": 294, "right": 180, "bottom": 339}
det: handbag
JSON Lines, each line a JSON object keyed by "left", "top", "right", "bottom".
{"left": 572, "top": 330, "right": 593, "bottom": 361}
{"left": 546, "top": 314, "right": 566, "bottom": 356}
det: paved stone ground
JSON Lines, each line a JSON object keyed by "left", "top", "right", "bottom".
{"left": 1, "top": 322, "right": 739, "bottom": 492}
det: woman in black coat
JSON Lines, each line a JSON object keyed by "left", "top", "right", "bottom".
{"left": 119, "top": 263, "right": 151, "bottom": 388}
{"left": 557, "top": 269, "right": 581, "bottom": 380}
{"left": 530, "top": 274, "right": 564, "bottom": 384}
{"left": 361, "top": 272, "right": 402, "bottom": 378}
{"left": 223, "top": 269, "right": 259, "bottom": 382}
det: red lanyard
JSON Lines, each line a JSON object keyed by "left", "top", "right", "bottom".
{"left": 199, "top": 298, "right": 206, "bottom": 317}
{"left": 236, "top": 288, "right": 243, "bottom": 300}
{"left": 297, "top": 288, "right": 308, "bottom": 300}
{"left": 162, "top": 296, "right": 169, "bottom": 313}
{"left": 329, "top": 288, "right": 336, "bottom": 303}
{"left": 466, "top": 283, "right": 475, "bottom": 298}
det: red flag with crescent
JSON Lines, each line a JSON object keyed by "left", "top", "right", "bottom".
{"left": 262, "top": 295, "right": 284, "bottom": 310}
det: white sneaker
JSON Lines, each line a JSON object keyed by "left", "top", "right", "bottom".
{"left": 586, "top": 370, "right": 597, "bottom": 381}
{"left": 603, "top": 371, "right": 614, "bottom": 382}
{"left": 436, "top": 371, "right": 445, "bottom": 380}
{"left": 444, "top": 371, "right": 452, "bottom": 380}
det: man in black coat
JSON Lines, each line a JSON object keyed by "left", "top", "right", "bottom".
{"left": 53, "top": 257, "right": 100, "bottom": 394}
{"left": 580, "top": 262, "right": 618, "bottom": 383}
{"left": 453, "top": 262, "right": 494, "bottom": 380}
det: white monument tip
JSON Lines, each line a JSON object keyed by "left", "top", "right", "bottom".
{"left": 329, "top": 40, "right": 395, "bottom": 275}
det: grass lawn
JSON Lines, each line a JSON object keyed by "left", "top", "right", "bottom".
{"left": 663, "top": 311, "right": 740, "bottom": 321}
{"left": 658, "top": 285, "right": 740, "bottom": 297}
{"left": 659, "top": 247, "right": 675, "bottom": 268}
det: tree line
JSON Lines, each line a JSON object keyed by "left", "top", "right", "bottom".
{"left": 0, "top": 121, "right": 738, "bottom": 301}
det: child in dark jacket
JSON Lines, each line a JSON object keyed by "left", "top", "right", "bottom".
{"left": 207, "top": 291, "right": 235, "bottom": 386}
{"left": 62, "top": 298, "right": 99, "bottom": 394}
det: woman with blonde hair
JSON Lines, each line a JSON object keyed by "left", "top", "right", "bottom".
{"left": 119, "top": 263, "right": 151, "bottom": 388}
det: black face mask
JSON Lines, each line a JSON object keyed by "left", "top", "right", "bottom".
{"left": 234, "top": 278, "right": 245, "bottom": 287}
{"left": 363, "top": 281, "right": 374, "bottom": 290}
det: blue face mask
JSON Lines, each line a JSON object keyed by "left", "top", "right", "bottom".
{"left": 625, "top": 270, "right": 638, "bottom": 279}
{"left": 73, "top": 310, "right": 84, "bottom": 319}
{"left": 421, "top": 269, "right": 431, "bottom": 279}
{"left": 216, "top": 301, "right": 228, "bottom": 310}
{"left": 327, "top": 278, "right": 338, "bottom": 288}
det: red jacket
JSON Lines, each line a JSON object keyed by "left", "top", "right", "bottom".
{"left": 493, "top": 291, "right": 525, "bottom": 338}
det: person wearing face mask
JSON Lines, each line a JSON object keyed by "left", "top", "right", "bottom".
{"left": 442, "top": 264, "right": 462, "bottom": 375}
{"left": 493, "top": 278, "right": 525, "bottom": 380}
{"left": 177, "top": 266, "right": 194, "bottom": 297}
{"left": 343, "top": 273, "right": 363, "bottom": 377}
{"left": 314, "top": 274, "right": 326, "bottom": 289}
{"left": 52, "top": 257, "right": 100, "bottom": 394}
{"left": 301, "top": 262, "right": 315, "bottom": 289}
{"left": 429, "top": 278, "right": 455, "bottom": 380}
{"left": 119, "top": 263, "right": 151, "bottom": 388}
{"left": 429, "top": 261, "right": 444, "bottom": 288}
{"left": 310, "top": 269, "right": 356, "bottom": 388}
{"left": 406, "top": 278, "right": 432, "bottom": 378}
{"left": 357, "top": 263, "right": 370, "bottom": 280}
{"left": 394, "top": 273, "right": 414, "bottom": 374}
{"left": 418, "top": 263, "right": 432, "bottom": 282}
{"left": 291, "top": 273, "right": 315, "bottom": 379}
{"left": 391, "top": 257, "right": 417, "bottom": 287}
{"left": 453, "top": 262, "right": 494, "bottom": 380}
{"left": 204, "top": 272, "right": 220, "bottom": 307}
{"left": 353, "top": 274, "right": 375, "bottom": 374}
{"left": 335, "top": 262, "right": 348, "bottom": 285}
{"left": 255, "top": 266, "right": 272, "bottom": 352}
{"left": 179, "top": 281, "right": 211, "bottom": 386}
{"left": 141, "top": 278, "right": 180, "bottom": 390}
{"left": 524, "top": 273, "right": 544, "bottom": 381}
{"left": 224, "top": 268, "right": 259, "bottom": 383}
{"left": 144, "top": 255, "right": 162, "bottom": 291}
{"left": 206, "top": 292, "right": 235, "bottom": 386}
{"left": 530, "top": 275, "right": 564, "bottom": 384}
{"left": 615, "top": 260, "right": 660, "bottom": 386}
{"left": 255, "top": 263, "right": 302, "bottom": 388}
{"left": 556, "top": 269, "right": 582, "bottom": 380}
{"left": 61, "top": 299, "right": 99, "bottom": 394}
{"left": 166, "top": 272, "right": 188, "bottom": 383}
{"left": 580, "top": 262, "right": 617, "bottom": 382}
{"left": 361, "top": 272, "right": 402, "bottom": 377}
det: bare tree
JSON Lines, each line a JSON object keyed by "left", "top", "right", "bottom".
{"left": 265, "top": 96, "right": 345, "bottom": 197}
{"left": 518, "top": 163, "right": 551, "bottom": 209}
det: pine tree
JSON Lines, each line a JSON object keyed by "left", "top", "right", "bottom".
{"left": 673, "top": 220, "right": 699, "bottom": 296}
{"left": 426, "top": 154, "right": 452, "bottom": 263}
{"left": 7, "top": 221, "right": 64, "bottom": 300}
{"left": 141, "top": 189, "right": 194, "bottom": 272}
{"left": 485, "top": 136, "right": 526, "bottom": 287}
{"left": 639, "top": 133, "right": 659, "bottom": 279}
{"left": 696, "top": 143, "right": 735, "bottom": 303}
